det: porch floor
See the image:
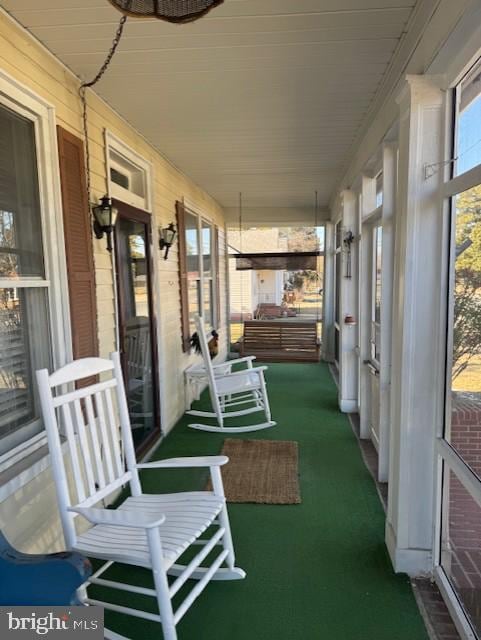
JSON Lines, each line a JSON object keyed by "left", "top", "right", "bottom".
{"left": 100, "top": 363, "right": 429, "bottom": 639}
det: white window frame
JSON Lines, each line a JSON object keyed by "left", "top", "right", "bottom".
{"left": 184, "top": 202, "right": 218, "bottom": 332}
{"left": 375, "top": 171, "right": 384, "bottom": 209}
{"left": 0, "top": 70, "right": 70, "bottom": 486}
{"left": 333, "top": 219, "right": 342, "bottom": 367}
{"left": 434, "top": 58, "right": 481, "bottom": 640}
{"left": 105, "top": 130, "right": 152, "bottom": 213}
{"left": 371, "top": 223, "right": 382, "bottom": 366}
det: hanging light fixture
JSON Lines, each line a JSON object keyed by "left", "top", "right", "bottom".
{"left": 92, "top": 196, "right": 118, "bottom": 252}
{"left": 108, "top": 0, "right": 224, "bottom": 23}
{"left": 159, "top": 222, "right": 177, "bottom": 259}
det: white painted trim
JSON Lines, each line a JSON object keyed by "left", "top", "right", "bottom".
{"left": 0, "top": 432, "right": 47, "bottom": 473}
{"left": 370, "top": 426, "right": 380, "bottom": 452}
{"left": 105, "top": 130, "right": 153, "bottom": 212}
{"left": 105, "top": 130, "right": 167, "bottom": 437}
{"left": 183, "top": 199, "right": 219, "bottom": 331}
{"left": 0, "top": 440, "right": 69, "bottom": 503}
{"left": 362, "top": 204, "right": 382, "bottom": 224}
{"left": 0, "top": 67, "right": 71, "bottom": 469}
{"left": 385, "top": 521, "right": 433, "bottom": 576}
{"left": 427, "top": 3, "right": 481, "bottom": 89}
{"left": 434, "top": 567, "right": 477, "bottom": 640}
{"left": 148, "top": 162, "right": 168, "bottom": 437}
{"left": 443, "top": 163, "right": 481, "bottom": 198}
{"left": 0, "top": 279, "right": 49, "bottom": 288}
{"left": 339, "top": 399, "right": 358, "bottom": 413}
{"left": 437, "top": 440, "right": 481, "bottom": 510}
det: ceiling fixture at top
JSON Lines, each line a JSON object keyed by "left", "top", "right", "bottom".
{"left": 109, "top": 0, "right": 224, "bottom": 23}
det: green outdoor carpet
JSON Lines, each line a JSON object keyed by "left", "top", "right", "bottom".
{"left": 98, "top": 363, "right": 429, "bottom": 640}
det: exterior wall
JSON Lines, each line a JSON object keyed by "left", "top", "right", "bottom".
{"left": 228, "top": 228, "right": 285, "bottom": 318}
{"left": 228, "top": 266, "right": 254, "bottom": 320}
{"left": 0, "top": 13, "right": 226, "bottom": 552}
{"left": 256, "top": 270, "right": 283, "bottom": 305}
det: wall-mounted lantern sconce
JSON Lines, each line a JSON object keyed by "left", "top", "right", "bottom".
{"left": 92, "top": 195, "right": 118, "bottom": 253}
{"left": 159, "top": 222, "right": 177, "bottom": 259}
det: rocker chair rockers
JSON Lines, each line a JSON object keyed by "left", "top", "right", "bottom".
{"left": 187, "top": 315, "right": 276, "bottom": 433}
{"left": 36, "top": 353, "right": 245, "bottom": 640}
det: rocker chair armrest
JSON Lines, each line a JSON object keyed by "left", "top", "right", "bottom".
{"left": 68, "top": 506, "right": 165, "bottom": 529}
{"left": 136, "top": 455, "right": 229, "bottom": 470}
{"left": 213, "top": 356, "right": 256, "bottom": 368}
{"left": 216, "top": 366, "right": 268, "bottom": 380}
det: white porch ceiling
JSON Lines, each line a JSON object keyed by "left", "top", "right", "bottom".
{"left": 2, "top": 0, "right": 418, "bottom": 211}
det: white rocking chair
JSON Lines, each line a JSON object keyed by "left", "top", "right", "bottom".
{"left": 36, "top": 353, "right": 245, "bottom": 640}
{"left": 187, "top": 315, "right": 276, "bottom": 433}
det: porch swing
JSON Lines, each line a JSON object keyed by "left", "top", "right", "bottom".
{"left": 233, "top": 193, "right": 322, "bottom": 363}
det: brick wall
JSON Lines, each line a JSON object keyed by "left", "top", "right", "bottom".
{"left": 446, "top": 394, "right": 481, "bottom": 600}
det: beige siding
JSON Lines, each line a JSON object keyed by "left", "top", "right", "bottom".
{"left": 0, "top": 13, "right": 227, "bottom": 551}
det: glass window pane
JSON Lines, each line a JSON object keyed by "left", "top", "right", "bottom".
{"left": 375, "top": 226, "right": 382, "bottom": 325}
{"left": 0, "top": 287, "right": 51, "bottom": 455}
{"left": 447, "top": 184, "right": 481, "bottom": 477}
{"left": 202, "top": 221, "right": 212, "bottom": 277}
{"left": 185, "top": 213, "right": 200, "bottom": 332}
{"left": 185, "top": 212, "right": 199, "bottom": 276}
{"left": 376, "top": 173, "right": 383, "bottom": 208}
{"left": 441, "top": 467, "right": 481, "bottom": 636}
{"left": 203, "top": 279, "right": 213, "bottom": 328}
{"left": 188, "top": 279, "right": 200, "bottom": 332}
{"left": 456, "top": 59, "right": 481, "bottom": 176}
{"left": 0, "top": 105, "right": 44, "bottom": 278}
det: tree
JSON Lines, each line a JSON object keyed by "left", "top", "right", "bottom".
{"left": 452, "top": 185, "right": 481, "bottom": 380}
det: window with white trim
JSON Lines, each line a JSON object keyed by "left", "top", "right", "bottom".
{"left": 371, "top": 224, "right": 382, "bottom": 363}
{"left": 184, "top": 209, "right": 216, "bottom": 333}
{"left": 438, "top": 57, "right": 481, "bottom": 638}
{"left": 0, "top": 104, "right": 52, "bottom": 457}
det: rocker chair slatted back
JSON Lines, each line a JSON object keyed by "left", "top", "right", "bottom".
{"left": 187, "top": 315, "right": 276, "bottom": 434}
{"left": 38, "top": 352, "right": 246, "bottom": 640}
{"left": 194, "top": 316, "right": 219, "bottom": 391}
{"left": 36, "top": 353, "right": 140, "bottom": 547}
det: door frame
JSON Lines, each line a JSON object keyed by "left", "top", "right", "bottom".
{"left": 113, "top": 199, "right": 162, "bottom": 455}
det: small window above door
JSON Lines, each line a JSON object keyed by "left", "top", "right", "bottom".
{"left": 105, "top": 131, "right": 152, "bottom": 212}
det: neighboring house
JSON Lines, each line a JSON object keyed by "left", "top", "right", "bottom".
{"left": 228, "top": 228, "right": 287, "bottom": 319}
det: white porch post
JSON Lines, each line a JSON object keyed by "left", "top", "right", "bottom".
{"left": 338, "top": 190, "right": 359, "bottom": 413}
{"left": 377, "top": 142, "right": 398, "bottom": 482}
{"left": 359, "top": 175, "right": 376, "bottom": 438}
{"left": 386, "top": 75, "right": 445, "bottom": 576}
{"left": 322, "top": 221, "right": 335, "bottom": 362}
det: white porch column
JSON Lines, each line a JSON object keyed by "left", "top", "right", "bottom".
{"left": 358, "top": 175, "right": 376, "bottom": 438}
{"left": 338, "top": 190, "right": 359, "bottom": 413}
{"left": 386, "top": 75, "right": 446, "bottom": 576}
{"left": 322, "top": 221, "right": 335, "bottom": 362}
{"left": 378, "top": 142, "right": 398, "bottom": 482}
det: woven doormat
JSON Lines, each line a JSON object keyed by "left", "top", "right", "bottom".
{"left": 209, "top": 439, "right": 301, "bottom": 504}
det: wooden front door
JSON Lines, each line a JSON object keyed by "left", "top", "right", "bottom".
{"left": 114, "top": 201, "right": 161, "bottom": 452}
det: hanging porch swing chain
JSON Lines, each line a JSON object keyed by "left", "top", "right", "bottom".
{"left": 79, "top": 15, "right": 127, "bottom": 206}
